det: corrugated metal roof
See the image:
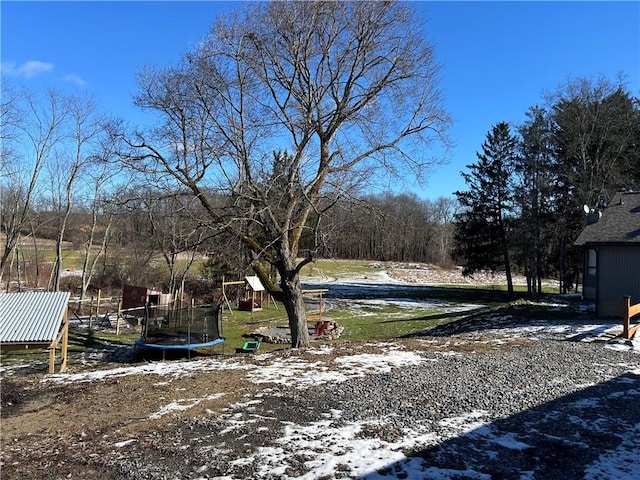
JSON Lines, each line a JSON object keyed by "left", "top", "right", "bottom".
{"left": 0, "top": 291, "right": 70, "bottom": 344}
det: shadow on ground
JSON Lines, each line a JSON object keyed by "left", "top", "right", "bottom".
{"left": 309, "top": 281, "right": 522, "bottom": 303}
{"left": 400, "top": 297, "right": 596, "bottom": 339}
{"left": 360, "top": 372, "right": 640, "bottom": 479}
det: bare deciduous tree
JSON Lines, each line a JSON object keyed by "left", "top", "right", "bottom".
{"left": 123, "top": 1, "right": 450, "bottom": 347}
{"left": 47, "top": 93, "right": 104, "bottom": 292}
{"left": 428, "top": 197, "right": 459, "bottom": 266}
{"left": 78, "top": 156, "right": 124, "bottom": 303}
{"left": 1, "top": 87, "right": 70, "bottom": 288}
{"left": 143, "top": 193, "right": 207, "bottom": 296}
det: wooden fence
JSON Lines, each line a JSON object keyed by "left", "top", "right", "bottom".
{"left": 623, "top": 296, "right": 640, "bottom": 339}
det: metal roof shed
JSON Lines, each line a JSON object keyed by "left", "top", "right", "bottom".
{"left": 0, "top": 291, "right": 71, "bottom": 373}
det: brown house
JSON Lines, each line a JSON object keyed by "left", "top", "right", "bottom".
{"left": 574, "top": 191, "right": 640, "bottom": 318}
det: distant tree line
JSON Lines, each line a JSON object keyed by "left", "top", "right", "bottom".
{"left": 454, "top": 76, "right": 640, "bottom": 296}
{"left": 315, "top": 193, "right": 457, "bottom": 265}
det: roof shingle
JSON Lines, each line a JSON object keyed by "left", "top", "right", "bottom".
{"left": 574, "top": 191, "right": 640, "bottom": 246}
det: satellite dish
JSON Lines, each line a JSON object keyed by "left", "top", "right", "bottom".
{"left": 583, "top": 204, "right": 590, "bottom": 214}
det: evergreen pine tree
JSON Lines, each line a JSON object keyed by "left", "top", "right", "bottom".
{"left": 454, "top": 122, "right": 519, "bottom": 296}
{"left": 515, "top": 106, "right": 555, "bottom": 296}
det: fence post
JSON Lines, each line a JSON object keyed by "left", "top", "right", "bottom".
{"left": 623, "top": 296, "right": 631, "bottom": 339}
{"left": 60, "top": 315, "right": 69, "bottom": 373}
{"left": 49, "top": 346, "right": 55, "bottom": 374}
{"left": 96, "top": 289, "right": 102, "bottom": 325}
{"left": 89, "top": 295, "right": 94, "bottom": 330}
{"left": 116, "top": 300, "right": 122, "bottom": 336}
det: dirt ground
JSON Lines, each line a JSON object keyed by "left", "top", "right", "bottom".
{"left": 0, "top": 341, "right": 430, "bottom": 479}
{"left": 1, "top": 359, "right": 238, "bottom": 478}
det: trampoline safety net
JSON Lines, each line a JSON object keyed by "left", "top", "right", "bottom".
{"left": 137, "top": 303, "right": 223, "bottom": 348}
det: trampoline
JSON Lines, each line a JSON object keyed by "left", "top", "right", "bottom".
{"left": 134, "top": 302, "right": 225, "bottom": 357}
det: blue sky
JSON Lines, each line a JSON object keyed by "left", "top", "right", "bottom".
{"left": 2, "top": 1, "right": 639, "bottom": 200}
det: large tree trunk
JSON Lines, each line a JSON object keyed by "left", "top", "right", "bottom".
{"left": 278, "top": 260, "right": 309, "bottom": 349}
{"left": 500, "top": 224, "right": 514, "bottom": 297}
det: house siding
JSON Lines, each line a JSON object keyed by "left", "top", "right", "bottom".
{"left": 596, "top": 246, "right": 640, "bottom": 318}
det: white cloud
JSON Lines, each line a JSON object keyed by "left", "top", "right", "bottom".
{"left": 1, "top": 60, "right": 54, "bottom": 78}
{"left": 63, "top": 73, "right": 87, "bottom": 86}
{"left": 1, "top": 60, "right": 86, "bottom": 87}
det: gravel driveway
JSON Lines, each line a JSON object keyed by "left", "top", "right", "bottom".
{"left": 3, "top": 309, "right": 639, "bottom": 480}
